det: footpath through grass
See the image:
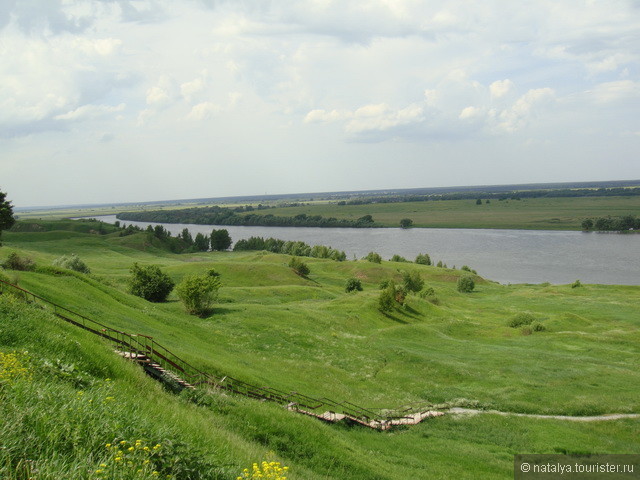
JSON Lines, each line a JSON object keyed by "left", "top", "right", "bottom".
{"left": 1, "top": 221, "right": 639, "bottom": 479}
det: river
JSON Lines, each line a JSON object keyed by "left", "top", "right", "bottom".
{"left": 91, "top": 215, "right": 639, "bottom": 286}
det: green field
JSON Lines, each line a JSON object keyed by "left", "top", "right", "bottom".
{"left": 1, "top": 221, "right": 639, "bottom": 479}
{"left": 18, "top": 194, "right": 640, "bottom": 231}
{"left": 240, "top": 196, "right": 640, "bottom": 230}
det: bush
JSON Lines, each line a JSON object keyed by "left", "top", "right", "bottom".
{"left": 402, "top": 271, "right": 424, "bottom": 293}
{"left": 288, "top": 257, "right": 310, "bottom": 276}
{"left": 52, "top": 254, "right": 90, "bottom": 274}
{"left": 128, "top": 263, "right": 175, "bottom": 302}
{"left": 176, "top": 270, "right": 222, "bottom": 316}
{"left": 456, "top": 276, "right": 475, "bottom": 293}
{"left": 364, "top": 252, "right": 382, "bottom": 263}
{"left": 571, "top": 279, "right": 582, "bottom": 288}
{"left": 461, "top": 265, "right": 477, "bottom": 274}
{"left": 508, "top": 312, "right": 536, "bottom": 328}
{"left": 399, "top": 218, "right": 413, "bottom": 228}
{"left": 532, "top": 322, "right": 546, "bottom": 332}
{"left": 419, "top": 286, "right": 439, "bottom": 304}
{"left": 390, "top": 254, "right": 408, "bottom": 262}
{"left": 378, "top": 283, "right": 396, "bottom": 312}
{"left": 2, "top": 253, "right": 35, "bottom": 271}
{"left": 345, "top": 278, "right": 363, "bottom": 293}
{"left": 415, "top": 253, "right": 431, "bottom": 265}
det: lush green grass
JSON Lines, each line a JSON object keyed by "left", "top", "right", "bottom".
{"left": 239, "top": 196, "right": 640, "bottom": 230}
{"left": 1, "top": 222, "right": 639, "bottom": 479}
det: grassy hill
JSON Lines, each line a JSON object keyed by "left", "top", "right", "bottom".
{"left": 1, "top": 221, "right": 639, "bottom": 479}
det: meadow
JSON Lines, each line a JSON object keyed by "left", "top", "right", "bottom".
{"left": 239, "top": 196, "right": 640, "bottom": 230}
{"left": 1, "top": 220, "right": 639, "bottom": 479}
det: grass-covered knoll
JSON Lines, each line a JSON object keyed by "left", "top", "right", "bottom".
{"left": 1, "top": 221, "right": 639, "bottom": 478}
{"left": 239, "top": 195, "right": 640, "bottom": 230}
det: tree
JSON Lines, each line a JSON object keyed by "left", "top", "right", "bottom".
{"left": 180, "top": 228, "right": 193, "bottom": 245}
{"left": 193, "top": 233, "right": 210, "bottom": 251}
{"left": 0, "top": 190, "right": 15, "bottom": 245}
{"left": 364, "top": 252, "right": 382, "bottom": 263}
{"left": 176, "top": 270, "right": 222, "bottom": 316}
{"left": 476, "top": 198, "right": 482, "bottom": 205}
{"left": 402, "top": 271, "right": 424, "bottom": 293}
{"left": 457, "top": 275, "right": 475, "bottom": 293}
{"left": 415, "top": 253, "right": 431, "bottom": 265}
{"left": 128, "top": 263, "right": 175, "bottom": 302}
{"left": 399, "top": 218, "right": 413, "bottom": 229}
{"left": 288, "top": 257, "right": 310, "bottom": 276}
{"left": 378, "top": 282, "right": 396, "bottom": 312}
{"left": 211, "top": 229, "right": 232, "bottom": 251}
{"left": 581, "top": 219, "right": 594, "bottom": 231}
{"left": 345, "top": 278, "right": 363, "bottom": 293}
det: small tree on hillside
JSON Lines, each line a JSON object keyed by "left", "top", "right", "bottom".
{"left": 345, "top": 278, "right": 363, "bottom": 293}
{"left": 289, "top": 257, "right": 310, "bottom": 276}
{"left": 176, "top": 270, "right": 222, "bottom": 316}
{"left": 402, "top": 270, "right": 424, "bottom": 293}
{"left": 211, "top": 229, "right": 232, "bottom": 251}
{"left": 457, "top": 275, "right": 475, "bottom": 293}
{"left": 415, "top": 253, "right": 431, "bottom": 265}
{"left": 128, "top": 263, "right": 174, "bottom": 302}
{"left": 0, "top": 190, "right": 15, "bottom": 246}
{"left": 193, "top": 233, "right": 210, "bottom": 251}
{"left": 364, "top": 252, "right": 382, "bottom": 264}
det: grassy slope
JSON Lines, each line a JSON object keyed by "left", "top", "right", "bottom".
{"left": 1, "top": 223, "right": 639, "bottom": 479}
{"left": 240, "top": 196, "right": 640, "bottom": 230}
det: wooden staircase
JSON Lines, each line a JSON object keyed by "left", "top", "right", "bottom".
{"left": 0, "top": 279, "right": 445, "bottom": 430}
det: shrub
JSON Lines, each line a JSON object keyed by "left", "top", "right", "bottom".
{"left": 415, "top": 253, "right": 431, "bottom": 265}
{"left": 436, "top": 260, "right": 443, "bottom": 268}
{"left": 456, "top": 275, "right": 475, "bottom": 293}
{"left": 288, "top": 257, "right": 310, "bottom": 276}
{"left": 2, "top": 252, "right": 35, "bottom": 271}
{"left": 399, "top": 218, "right": 413, "bottom": 228}
{"left": 52, "top": 254, "right": 91, "bottom": 274}
{"left": 532, "top": 322, "right": 546, "bottom": 332}
{"left": 461, "top": 265, "right": 477, "bottom": 274}
{"left": 508, "top": 312, "right": 536, "bottom": 328}
{"left": 419, "top": 286, "right": 439, "bottom": 304}
{"left": 345, "top": 278, "right": 363, "bottom": 293}
{"left": 390, "top": 254, "right": 408, "bottom": 262}
{"left": 364, "top": 252, "right": 382, "bottom": 263}
{"left": 402, "top": 270, "right": 424, "bottom": 293}
{"left": 128, "top": 263, "right": 175, "bottom": 302}
{"left": 571, "top": 279, "right": 582, "bottom": 288}
{"left": 378, "top": 283, "right": 396, "bottom": 312}
{"left": 176, "top": 270, "right": 222, "bottom": 316}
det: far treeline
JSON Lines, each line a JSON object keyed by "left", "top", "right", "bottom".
{"left": 582, "top": 215, "right": 640, "bottom": 232}
{"left": 117, "top": 207, "right": 378, "bottom": 228}
{"left": 339, "top": 186, "right": 640, "bottom": 205}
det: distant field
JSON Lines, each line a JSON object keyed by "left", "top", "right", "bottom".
{"left": 240, "top": 196, "right": 640, "bottom": 230}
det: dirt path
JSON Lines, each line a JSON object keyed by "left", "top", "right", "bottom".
{"left": 448, "top": 407, "right": 640, "bottom": 422}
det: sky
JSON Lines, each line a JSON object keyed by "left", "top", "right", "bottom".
{"left": 1, "top": 0, "right": 639, "bottom": 207}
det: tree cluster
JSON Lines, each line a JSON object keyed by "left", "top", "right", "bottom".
{"left": 233, "top": 236, "right": 346, "bottom": 261}
{"left": 582, "top": 215, "right": 640, "bottom": 232}
{"left": 117, "top": 206, "right": 378, "bottom": 228}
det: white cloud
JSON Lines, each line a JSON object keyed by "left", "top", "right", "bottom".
{"left": 186, "top": 102, "right": 221, "bottom": 121}
{"left": 1, "top": 0, "right": 639, "bottom": 206}
{"left": 490, "top": 79, "right": 515, "bottom": 99}
{"left": 54, "top": 103, "right": 125, "bottom": 121}
{"left": 494, "top": 88, "right": 555, "bottom": 133}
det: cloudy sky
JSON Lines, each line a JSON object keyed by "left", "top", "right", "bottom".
{"left": 1, "top": 0, "right": 639, "bottom": 207}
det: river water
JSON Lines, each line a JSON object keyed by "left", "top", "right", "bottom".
{"left": 91, "top": 215, "right": 639, "bottom": 286}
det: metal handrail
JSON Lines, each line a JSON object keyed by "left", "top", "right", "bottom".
{"left": 0, "top": 278, "right": 438, "bottom": 427}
